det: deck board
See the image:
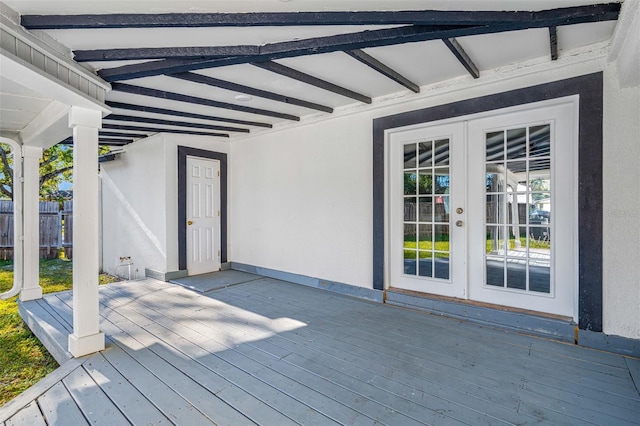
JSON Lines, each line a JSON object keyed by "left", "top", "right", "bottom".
{"left": 224, "top": 280, "right": 640, "bottom": 397}
{"left": 4, "top": 402, "right": 46, "bottom": 426}
{"left": 5, "top": 273, "right": 640, "bottom": 426}
{"left": 97, "top": 285, "right": 376, "bottom": 425}
{"left": 145, "top": 276, "right": 640, "bottom": 422}
{"left": 82, "top": 353, "right": 170, "bottom": 426}
{"left": 128, "top": 283, "right": 531, "bottom": 425}
{"left": 52, "top": 292, "right": 258, "bottom": 426}
{"left": 37, "top": 382, "right": 88, "bottom": 426}
{"left": 61, "top": 366, "right": 130, "bottom": 426}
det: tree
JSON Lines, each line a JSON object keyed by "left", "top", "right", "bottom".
{"left": 0, "top": 144, "right": 109, "bottom": 201}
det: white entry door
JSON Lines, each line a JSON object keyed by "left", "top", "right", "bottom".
{"left": 186, "top": 156, "right": 221, "bottom": 275}
{"left": 388, "top": 99, "right": 577, "bottom": 319}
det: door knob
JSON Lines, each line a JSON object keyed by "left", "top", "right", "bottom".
{"left": 456, "top": 207, "right": 463, "bottom": 214}
{"left": 456, "top": 220, "right": 464, "bottom": 227}
{"left": 187, "top": 220, "right": 193, "bottom": 225}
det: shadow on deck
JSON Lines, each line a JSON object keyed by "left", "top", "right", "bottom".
{"left": 2, "top": 271, "right": 640, "bottom": 425}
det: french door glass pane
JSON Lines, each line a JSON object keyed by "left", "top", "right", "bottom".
{"left": 484, "top": 125, "right": 552, "bottom": 293}
{"left": 403, "top": 139, "right": 451, "bottom": 280}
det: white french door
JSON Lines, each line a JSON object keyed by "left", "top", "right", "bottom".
{"left": 388, "top": 99, "right": 578, "bottom": 319}
{"left": 389, "top": 122, "right": 467, "bottom": 298}
{"left": 186, "top": 156, "right": 221, "bottom": 275}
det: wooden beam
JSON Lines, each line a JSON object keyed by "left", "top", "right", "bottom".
{"left": 549, "top": 26, "right": 558, "bottom": 60}
{"left": 76, "top": 25, "right": 451, "bottom": 63}
{"left": 22, "top": 4, "right": 620, "bottom": 29}
{"left": 105, "top": 113, "right": 251, "bottom": 133}
{"left": 105, "top": 101, "right": 272, "bottom": 128}
{"left": 442, "top": 38, "right": 479, "bottom": 78}
{"left": 74, "top": 45, "right": 260, "bottom": 62}
{"left": 111, "top": 83, "right": 299, "bottom": 121}
{"left": 60, "top": 137, "right": 134, "bottom": 145}
{"left": 97, "top": 137, "right": 135, "bottom": 144}
{"left": 102, "top": 123, "right": 230, "bottom": 138}
{"left": 346, "top": 49, "right": 420, "bottom": 93}
{"left": 253, "top": 61, "right": 371, "bottom": 104}
{"left": 171, "top": 72, "right": 333, "bottom": 113}
{"left": 99, "top": 130, "right": 150, "bottom": 138}
{"left": 98, "top": 25, "right": 492, "bottom": 81}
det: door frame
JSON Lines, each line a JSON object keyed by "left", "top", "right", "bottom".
{"left": 178, "top": 146, "right": 228, "bottom": 272}
{"left": 373, "top": 73, "right": 603, "bottom": 331}
{"left": 186, "top": 156, "right": 222, "bottom": 275}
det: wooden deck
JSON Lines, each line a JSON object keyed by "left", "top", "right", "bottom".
{"left": 2, "top": 272, "right": 640, "bottom": 425}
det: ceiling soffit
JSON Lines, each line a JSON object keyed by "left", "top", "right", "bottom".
{"left": 11, "top": 3, "right": 621, "bottom": 146}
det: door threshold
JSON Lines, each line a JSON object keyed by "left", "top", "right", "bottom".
{"left": 386, "top": 287, "right": 576, "bottom": 342}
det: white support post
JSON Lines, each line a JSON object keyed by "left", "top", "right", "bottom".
{"left": 20, "top": 145, "right": 43, "bottom": 301}
{"left": 68, "top": 106, "right": 104, "bottom": 357}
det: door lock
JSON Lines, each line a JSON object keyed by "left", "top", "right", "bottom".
{"left": 456, "top": 207, "right": 463, "bottom": 214}
{"left": 456, "top": 220, "right": 464, "bottom": 227}
{"left": 187, "top": 220, "right": 193, "bottom": 225}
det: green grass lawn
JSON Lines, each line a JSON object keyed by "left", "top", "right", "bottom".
{"left": 0, "top": 259, "right": 119, "bottom": 406}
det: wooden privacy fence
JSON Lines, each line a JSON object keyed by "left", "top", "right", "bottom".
{"left": 0, "top": 200, "right": 73, "bottom": 260}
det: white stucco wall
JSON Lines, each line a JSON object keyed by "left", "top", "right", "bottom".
{"left": 602, "top": 64, "right": 640, "bottom": 339}
{"left": 100, "top": 134, "right": 167, "bottom": 279}
{"left": 100, "top": 134, "right": 229, "bottom": 278}
{"left": 230, "top": 57, "right": 603, "bottom": 287}
{"left": 230, "top": 57, "right": 639, "bottom": 339}
{"left": 100, "top": 52, "right": 639, "bottom": 340}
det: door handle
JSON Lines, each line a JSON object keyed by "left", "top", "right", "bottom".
{"left": 456, "top": 220, "right": 464, "bottom": 227}
{"left": 187, "top": 220, "right": 193, "bottom": 225}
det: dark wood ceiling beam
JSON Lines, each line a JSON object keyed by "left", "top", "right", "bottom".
{"left": 171, "top": 72, "right": 333, "bottom": 113}
{"left": 76, "top": 26, "right": 448, "bottom": 62}
{"left": 111, "top": 83, "right": 300, "bottom": 121}
{"left": 97, "top": 138, "right": 135, "bottom": 144}
{"left": 22, "top": 3, "right": 620, "bottom": 29}
{"left": 253, "top": 61, "right": 371, "bottom": 104}
{"left": 97, "top": 25, "right": 492, "bottom": 81}
{"left": 105, "top": 113, "right": 250, "bottom": 133}
{"left": 60, "top": 137, "right": 134, "bottom": 145}
{"left": 346, "top": 49, "right": 420, "bottom": 93}
{"left": 99, "top": 130, "right": 150, "bottom": 138}
{"left": 442, "top": 38, "right": 479, "bottom": 79}
{"left": 105, "top": 101, "right": 272, "bottom": 128}
{"left": 102, "top": 123, "right": 229, "bottom": 138}
{"left": 549, "top": 26, "right": 558, "bottom": 60}
{"left": 75, "top": 45, "right": 259, "bottom": 62}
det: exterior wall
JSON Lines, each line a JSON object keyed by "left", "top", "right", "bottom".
{"left": 231, "top": 57, "right": 639, "bottom": 340}
{"left": 230, "top": 114, "right": 373, "bottom": 288}
{"left": 100, "top": 134, "right": 167, "bottom": 279}
{"left": 162, "top": 136, "right": 230, "bottom": 273}
{"left": 99, "top": 54, "right": 639, "bottom": 340}
{"left": 602, "top": 63, "right": 640, "bottom": 339}
{"left": 100, "top": 134, "right": 229, "bottom": 278}
{"left": 230, "top": 57, "right": 604, "bottom": 289}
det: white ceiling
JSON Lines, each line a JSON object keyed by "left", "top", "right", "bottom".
{"left": 0, "top": 1, "right": 621, "bottom": 146}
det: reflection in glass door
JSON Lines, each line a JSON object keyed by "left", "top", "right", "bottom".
{"left": 467, "top": 100, "right": 577, "bottom": 319}
{"left": 403, "top": 139, "right": 451, "bottom": 280}
{"left": 484, "top": 125, "right": 552, "bottom": 294}
{"left": 389, "top": 122, "right": 466, "bottom": 298}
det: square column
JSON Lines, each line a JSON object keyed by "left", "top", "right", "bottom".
{"left": 68, "top": 106, "right": 104, "bottom": 357}
{"left": 20, "top": 145, "right": 43, "bottom": 301}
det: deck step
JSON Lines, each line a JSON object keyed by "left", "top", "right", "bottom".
{"left": 18, "top": 298, "right": 72, "bottom": 364}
